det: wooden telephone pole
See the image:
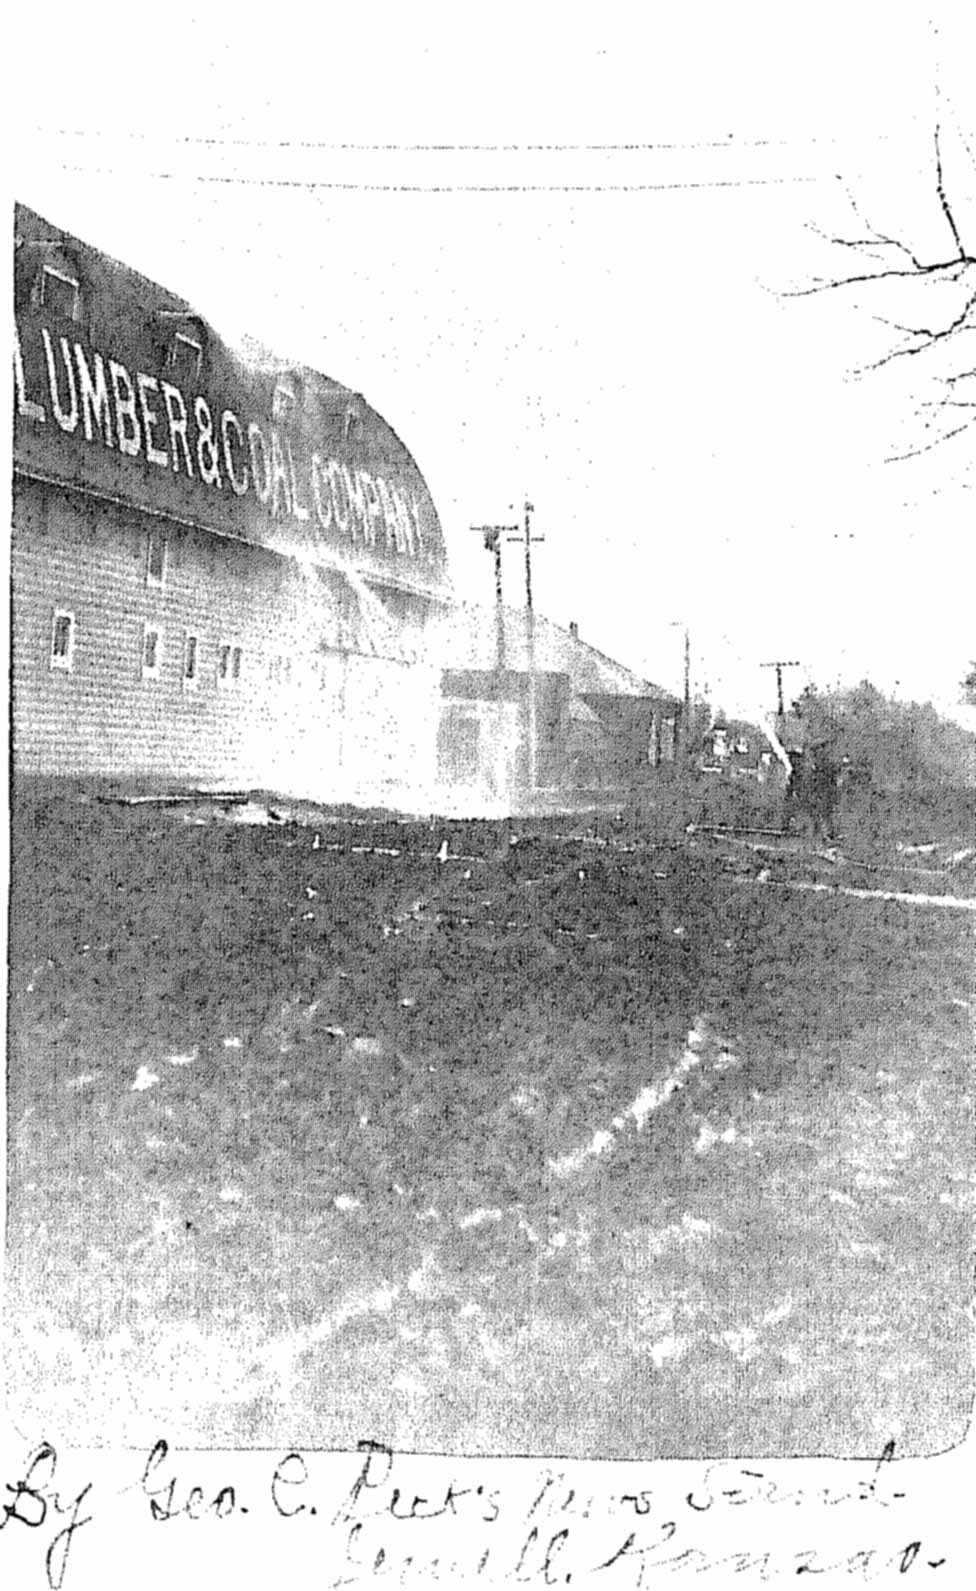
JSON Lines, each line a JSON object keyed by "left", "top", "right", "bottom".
{"left": 668, "top": 620, "right": 692, "bottom": 757}
{"left": 470, "top": 506, "right": 544, "bottom": 788}
{"left": 508, "top": 503, "right": 545, "bottom": 787}
{"left": 761, "top": 659, "right": 803, "bottom": 723}
{"left": 470, "top": 524, "right": 517, "bottom": 670}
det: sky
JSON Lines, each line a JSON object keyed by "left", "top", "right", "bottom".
{"left": 10, "top": 2, "right": 975, "bottom": 724}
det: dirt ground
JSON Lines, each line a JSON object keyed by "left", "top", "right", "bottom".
{"left": 4, "top": 784, "right": 973, "bottom": 1457}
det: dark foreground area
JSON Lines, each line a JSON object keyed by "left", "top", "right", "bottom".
{"left": 4, "top": 785, "right": 973, "bottom": 1456}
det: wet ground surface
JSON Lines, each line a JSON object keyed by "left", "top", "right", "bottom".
{"left": 4, "top": 790, "right": 973, "bottom": 1456}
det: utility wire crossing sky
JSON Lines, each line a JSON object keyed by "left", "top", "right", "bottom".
{"left": 10, "top": 3, "right": 975, "bottom": 724}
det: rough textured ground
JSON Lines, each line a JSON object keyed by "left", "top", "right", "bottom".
{"left": 4, "top": 786, "right": 973, "bottom": 1456}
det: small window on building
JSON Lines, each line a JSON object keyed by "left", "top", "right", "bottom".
{"left": 273, "top": 383, "right": 297, "bottom": 423}
{"left": 40, "top": 265, "right": 81, "bottom": 321}
{"left": 50, "top": 609, "right": 76, "bottom": 672}
{"left": 168, "top": 331, "right": 203, "bottom": 385}
{"left": 146, "top": 531, "right": 168, "bottom": 588}
{"left": 218, "top": 642, "right": 243, "bottom": 686}
{"left": 142, "top": 623, "right": 162, "bottom": 680}
{"left": 183, "top": 633, "right": 199, "bottom": 689}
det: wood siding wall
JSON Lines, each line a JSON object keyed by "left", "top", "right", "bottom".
{"left": 11, "top": 476, "right": 440, "bottom": 803}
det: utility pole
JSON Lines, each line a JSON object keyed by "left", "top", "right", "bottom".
{"left": 470, "top": 524, "right": 517, "bottom": 671}
{"left": 506, "top": 501, "right": 544, "bottom": 615}
{"left": 761, "top": 660, "right": 803, "bottom": 723}
{"left": 506, "top": 503, "right": 545, "bottom": 788}
{"left": 683, "top": 626, "right": 691, "bottom": 758}
{"left": 667, "top": 620, "right": 692, "bottom": 759}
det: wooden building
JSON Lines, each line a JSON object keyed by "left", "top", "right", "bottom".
{"left": 12, "top": 204, "right": 678, "bottom": 816}
{"left": 12, "top": 203, "right": 452, "bottom": 808}
{"left": 435, "top": 608, "right": 679, "bottom": 809}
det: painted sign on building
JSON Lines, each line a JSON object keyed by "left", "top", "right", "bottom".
{"left": 13, "top": 205, "right": 451, "bottom": 601}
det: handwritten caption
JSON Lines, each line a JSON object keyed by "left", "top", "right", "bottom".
{"left": 0, "top": 1436, "right": 952, "bottom": 1589}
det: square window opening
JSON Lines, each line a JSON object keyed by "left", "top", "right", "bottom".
{"left": 50, "top": 610, "right": 75, "bottom": 671}
{"left": 183, "top": 633, "right": 199, "bottom": 687}
{"left": 146, "top": 532, "right": 168, "bottom": 587}
{"left": 40, "top": 266, "right": 81, "bottom": 321}
{"left": 169, "top": 332, "right": 203, "bottom": 385}
{"left": 142, "top": 624, "right": 162, "bottom": 679}
{"left": 273, "top": 384, "right": 297, "bottom": 423}
{"left": 218, "top": 642, "right": 243, "bottom": 685}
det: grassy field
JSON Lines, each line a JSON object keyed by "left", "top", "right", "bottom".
{"left": 4, "top": 785, "right": 973, "bottom": 1456}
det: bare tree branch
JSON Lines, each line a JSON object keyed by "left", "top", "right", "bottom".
{"left": 794, "top": 124, "right": 975, "bottom": 469}
{"left": 934, "top": 125, "right": 966, "bottom": 259}
{"left": 831, "top": 185, "right": 927, "bottom": 269}
{"left": 785, "top": 256, "right": 974, "bottom": 298}
{"left": 856, "top": 290, "right": 976, "bottom": 373}
{"left": 789, "top": 134, "right": 975, "bottom": 301}
{"left": 883, "top": 418, "right": 972, "bottom": 463}
{"left": 941, "top": 89, "right": 976, "bottom": 176}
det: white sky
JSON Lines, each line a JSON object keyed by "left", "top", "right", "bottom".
{"left": 10, "top": 1, "right": 975, "bottom": 723}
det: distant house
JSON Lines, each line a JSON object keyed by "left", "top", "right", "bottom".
{"left": 434, "top": 607, "right": 680, "bottom": 806}
{"left": 701, "top": 717, "right": 777, "bottom": 782}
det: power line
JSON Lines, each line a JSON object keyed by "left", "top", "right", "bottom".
{"left": 49, "top": 162, "right": 825, "bottom": 194}
{"left": 34, "top": 129, "right": 881, "bottom": 154}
